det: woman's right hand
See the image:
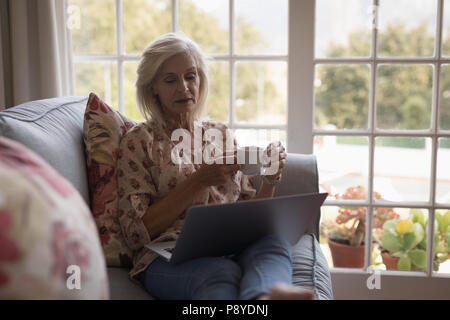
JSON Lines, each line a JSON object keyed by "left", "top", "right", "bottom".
{"left": 192, "top": 157, "right": 241, "bottom": 188}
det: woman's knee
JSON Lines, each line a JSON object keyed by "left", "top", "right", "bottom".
{"left": 191, "top": 257, "right": 242, "bottom": 299}
{"left": 193, "top": 257, "right": 242, "bottom": 283}
{"left": 253, "top": 234, "right": 292, "bottom": 258}
{"left": 235, "top": 234, "right": 292, "bottom": 268}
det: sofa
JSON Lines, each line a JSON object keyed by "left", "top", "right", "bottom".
{"left": 0, "top": 96, "right": 333, "bottom": 300}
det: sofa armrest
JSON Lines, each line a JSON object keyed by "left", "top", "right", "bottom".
{"left": 251, "top": 153, "right": 321, "bottom": 238}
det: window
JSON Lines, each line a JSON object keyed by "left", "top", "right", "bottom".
{"left": 68, "top": 0, "right": 288, "bottom": 149}
{"left": 314, "top": 0, "right": 450, "bottom": 285}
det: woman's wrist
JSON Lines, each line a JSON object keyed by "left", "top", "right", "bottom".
{"left": 190, "top": 169, "right": 207, "bottom": 189}
{"left": 262, "top": 172, "right": 282, "bottom": 185}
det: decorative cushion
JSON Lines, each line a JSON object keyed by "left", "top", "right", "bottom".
{"left": 0, "top": 137, "right": 109, "bottom": 299}
{"left": 83, "top": 93, "right": 136, "bottom": 267}
{"left": 0, "top": 96, "right": 90, "bottom": 204}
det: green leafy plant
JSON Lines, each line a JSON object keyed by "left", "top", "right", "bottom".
{"left": 432, "top": 210, "right": 450, "bottom": 270}
{"left": 380, "top": 209, "right": 450, "bottom": 271}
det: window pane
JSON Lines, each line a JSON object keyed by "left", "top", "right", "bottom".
{"left": 439, "top": 65, "right": 450, "bottom": 130}
{"left": 233, "top": 129, "right": 286, "bottom": 150}
{"left": 434, "top": 209, "right": 450, "bottom": 274}
{"left": 69, "top": 0, "right": 116, "bottom": 54}
{"left": 378, "top": 0, "right": 437, "bottom": 57}
{"left": 315, "top": 0, "right": 372, "bottom": 58}
{"left": 123, "top": 0, "right": 171, "bottom": 54}
{"left": 437, "top": 138, "right": 450, "bottom": 204}
{"left": 235, "top": 0, "right": 288, "bottom": 55}
{"left": 179, "top": 0, "right": 229, "bottom": 54}
{"left": 207, "top": 61, "right": 229, "bottom": 122}
{"left": 314, "top": 64, "right": 370, "bottom": 130}
{"left": 320, "top": 206, "right": 367, "bottom": 269}
{"left": 374, "top": 137, "right": 431, "bottom": 202}
{"left": 442, "top": 0, "right": 450, "bottom": 56}
{"left": 235, "top": 62, "right": 287, "bottom": 125}
{"left": 314, "top": 136, "right": 369, "bottom": 198}
{"left": 376, "top": 64, "right": 433, "bottom": 130}
{"left": 124, "top": 61, "right": 145, "bottom": 122}
{"left": 74, "top": 62, "right": 117, "bottom": 108}
{"left": 372, "top": 208, "right": 428, "bottom": 273}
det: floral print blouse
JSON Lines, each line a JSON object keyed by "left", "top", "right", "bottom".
{"left": 117, "top": 119, "right": 257, "bottom": 283}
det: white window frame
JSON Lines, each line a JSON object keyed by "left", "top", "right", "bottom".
{"left": 299, "top": 0, "right": 450, "bottom": 299}
{"left": 72, "top": 0, "right": 289, "bottom": 146}
{"left": 69, "top": 0, "right": 450, "bottom": 298}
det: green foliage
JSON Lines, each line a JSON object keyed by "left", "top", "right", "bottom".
{"left": 409, "top": 249, "right": 427, "bottom": 269}
{"left": 235, "top": 62, "right": 286, "bottom": 123}
{"left": 336, "top": 136, "right": 368, "bottom": 146}
{"left": 378, "top": 24, "right": 434, "bottom": 57}
{"left": 380, "top": 209, "right": 450, "bottom": 271}
{"left": 410, "top": 209, "right": 426, "bottom": 227}
{"left": 315, "top": 64, "right": 369, "bottom": 129}
{"left": 179, "top": 1, "right": 228, "bottom": 54}
{"left": 376, "top": 64, "right": 432, "bottom": 130}
{"left": 122, "top": 0, "right": 172, "bottom": 54}
{"left": 381, "top": 218, "right": 426, "bottom": 271}
{"left": 375, "top": 137, "right": 426, "bottom": 149}
{"left": 440, "top": 65, "right": 450, "bottom": 130}
{"left": 435, "top": 210, "right": 450, "bottom": 234}
{"left": 398, "top": 256, "right": 412, "bottom": 271}
{"left": 69, "top": 0, "right": 116, "bottom": 54}
{"left": 235, "top": 16, "right": 268, "bottom": 55}
{"left": 315, "top": 23, "right": 450, "bottom": 133}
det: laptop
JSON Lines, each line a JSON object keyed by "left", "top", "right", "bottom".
{"left": 145, "top": 192, "right": 328, "bottom": 264}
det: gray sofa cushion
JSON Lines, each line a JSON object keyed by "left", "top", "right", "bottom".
{"left": 292, "top": 234, "right": 334, "bottom": 300}
{"left": 107, "top": 267, "right": 153, "bottom": 300}
{"left": 252, "top": 154, "right": 321, "bottom": 237}
{"left": 0, "top": 96, "right": 90, "bottom": 204}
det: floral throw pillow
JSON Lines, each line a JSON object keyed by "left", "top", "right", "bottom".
{"left": 0, "top": 137, "right": 109, "bottom": 299}
{"left": 83, "top": 93, "right": 136, "bottom": 267}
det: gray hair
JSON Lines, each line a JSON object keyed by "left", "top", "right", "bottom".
{"left": 135, "top": 32, "right": 209, "bottom": 127}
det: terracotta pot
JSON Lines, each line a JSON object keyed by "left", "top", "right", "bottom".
{"left": 381, "top": 252, "right": 419, "bottom": 271}
{"left": 381, "top": 252, "right": 398, "bottom": 270}
{"left": 327, "top": 238, "right": 365, "bottom": 268}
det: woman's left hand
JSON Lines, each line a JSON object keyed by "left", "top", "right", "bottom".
{"left": 263, "top": 141, "right": 287, "bottom": 181}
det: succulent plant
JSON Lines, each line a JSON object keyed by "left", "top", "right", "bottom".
{"left": 380, "top": 209, "right": 450, "bottom": 271}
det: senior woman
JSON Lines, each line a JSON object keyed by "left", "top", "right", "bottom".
{"left": 117, "top": 32, "right": 313, "bottom": 300}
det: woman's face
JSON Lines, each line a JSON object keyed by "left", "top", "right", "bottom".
{"left": 152, "top": 52, "right": 200, "bottom": 119}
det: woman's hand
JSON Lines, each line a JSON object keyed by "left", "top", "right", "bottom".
{"left": 192, "top": 155, "right": 241, "bottom": 188}
{"left": 263, "top": 141, "right": 287, "bottom": 183}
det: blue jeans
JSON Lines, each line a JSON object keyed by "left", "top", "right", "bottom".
{"left": 139, "top": 234, "right": 293, "bottom": 300}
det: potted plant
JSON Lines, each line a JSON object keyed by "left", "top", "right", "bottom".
{"left": 378, "top": 209, "right": 450, "bottom": 271}
{"left": 322, "top": 185, "right": 399, "bottom": 268}
{"left": 434, "top": 210, "right": 450, "bottom": 270}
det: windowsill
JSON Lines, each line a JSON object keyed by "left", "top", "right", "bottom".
{"left": 321, "top": 243, "right": 450, "bottom": 278}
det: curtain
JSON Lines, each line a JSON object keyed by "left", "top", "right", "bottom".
{"left": 0, "top": 0, "right": 74, "bottom": 110}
